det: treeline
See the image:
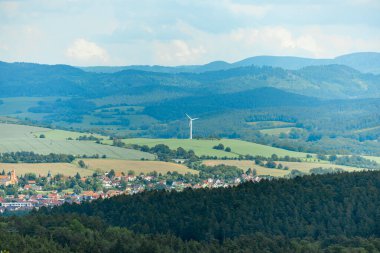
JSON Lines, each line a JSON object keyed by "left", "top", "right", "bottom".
{"left": 334, "top": 155, "right": 379, "bottom": 169}
{"left": 2, "top": 215, "right": 380, "bottom": 252}
{"left": 0, "top": 171, "right": 380, "bottom": 252}
{"left": 122, "top": 143, "right": 198, "bottom": 161}
{"left": 47, "top": 171, "right": 380, "bottom": 242}
{"left": 28, "top": 98, "right": 96, "bottom": 123}
{"left": 0, "top": 152, "right": 76, "bottom": 163}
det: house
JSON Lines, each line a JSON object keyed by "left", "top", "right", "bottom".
{"left": 24, "top": 184, "right": 32, "bottom": 190}
{"left": 0, "top": 169, "right": 18, "bottom": 186}
{"left": 0, "top": 175, "right": 9, "bottom": 185}
{"left": 1, "top": 201, "right": 33, "bottom": 208}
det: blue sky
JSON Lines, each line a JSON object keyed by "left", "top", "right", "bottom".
{"left": 0, "top": 0, "right": 379, "bottom": 66}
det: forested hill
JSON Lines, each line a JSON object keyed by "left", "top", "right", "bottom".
{"left": 81, "top": 52, "right": 380, "bottom": 74}
{"left": 144, "top": 87, "right": 320, "bottom": 120}
{"left": 46, "top": 171, "right": 380, "bottom": 241}
{"left": 1, "top": 60, "right": 380, "bottom": 99}
{"left": 0, "top": 171, "right": 379, "bottom": 252}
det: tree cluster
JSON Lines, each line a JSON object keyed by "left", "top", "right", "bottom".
{"left": 0, "top": 152, "right": 75, "bottom": 163}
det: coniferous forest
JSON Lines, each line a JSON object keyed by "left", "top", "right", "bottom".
{"left": 0, "top": 171, "right": 379, "bottom": 252}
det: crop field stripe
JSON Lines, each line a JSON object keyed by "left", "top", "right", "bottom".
{"left": 22, "top": 138, "right": 40, "bottom": 151}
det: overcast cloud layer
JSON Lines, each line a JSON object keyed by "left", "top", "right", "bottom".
{"left": 0, "top": 0, "right": 379, "bottom": 66}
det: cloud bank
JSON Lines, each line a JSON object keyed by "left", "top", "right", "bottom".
{"left": 0, "top": 0, "right": 379, "bottom": 66}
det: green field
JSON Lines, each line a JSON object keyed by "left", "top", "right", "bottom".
{"left": 81, "top": 159, "right": 197, "bottom": 175}
{"left": 247, "top": 121, "right": 295, "bottom": 127}
{"left": 32, "top": 129, "right": 106, "bottom": 141}
{"left": 0, "top": 123, "right": 154, "bottom": 160}
{"left": 260, "top": 127, "right": 301, "bottom": 135}
{"left": 0, "top": 162, "right": 94, "bottom": 177}
{"left": 354, "top": 126, "right": 380, "bottom": 133}
{"left": 203, "top": 160, "right": 366, "bottom": 177}
{"left": 118, "top": 138, "right": 309, "bottom": 158}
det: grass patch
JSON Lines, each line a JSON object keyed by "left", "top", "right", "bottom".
{"left": 260, "top": 127, "right": 302, "bottom": 135}
{"left": 0, "top": 123, "right": 154, "bottom": 160}
{"left": 0, "top": 162, "right": 94, "bottom": 177}
{"left": 117, "top": 138, "right": 308, "bottom": 158}
{"left": 202, "top": 160, "right": 366, "bottom": 177}
{"left": 81, "top": 159, "right": 198, "bottom": 175}
{"left": 246, "top": 121, "right": 295, "bottom": 128}
{"left": 202, "top": 160, "right": 289, "bottom": 177}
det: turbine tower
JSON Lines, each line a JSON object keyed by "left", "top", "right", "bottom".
{"left": 186, "top": 113, "right": 199, "bottom": 139}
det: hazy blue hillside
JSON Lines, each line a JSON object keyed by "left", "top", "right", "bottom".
{"left": 232, "top": 55, "right": 329, "bottom": 69}
{"left": 144, "top": 87, "right": 320, "bottom": 120}
{"left": 1, "top": 61, "right": 379, "bottom": 99}
{"left": 1, "top": 59, "right": 380, "bottom": 156}
{"left": 334, "top": 52, "right": 380, "bottom": 74}
{"left": 80, "top": 52, "right": 380, "bottom": 74}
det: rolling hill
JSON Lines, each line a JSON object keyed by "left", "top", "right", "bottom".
{"left": 80, "top": 52, "right": 380, "bottom": 74}
{"left": 119, "top": 138, "right": 309, "bottom": 158}
{"left": 0, "top": 123, "right": 154, "bottom": 160}
{"left": 1, "top": 58, "right": 380, "bottom": 99}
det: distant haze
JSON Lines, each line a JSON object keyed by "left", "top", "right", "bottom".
{"left": 79, "top": 52, "right": 380, "bottom": 75}
{"left": 0, "top": 0, "right": 379, "bottom": 66}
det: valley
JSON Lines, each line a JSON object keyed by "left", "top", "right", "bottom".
{"left": 2, "top": 1, "right": 380, "bottom": 252}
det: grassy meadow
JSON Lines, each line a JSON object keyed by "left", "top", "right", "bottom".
{"left": 202, "top": 160, "right": 289, "bottom": 177}
{"left": 118, "top": 138, "right": 309, "bottom": 158}
{"left": 202, "top": 160, "right": 366, "bottom": 177}
{"left": 260, "top": 127, "right": 302, "bottom": 135}
{"left": 80, "top": 159, "right": 197, "bottom": 175}
{"left": 0, "top": 123, "right": 154, "bottom": 160}
{"left": 0, "top": 162, "right": 94, "bottom": 177}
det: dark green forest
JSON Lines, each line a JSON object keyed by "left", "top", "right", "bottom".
{"left": 0, "top": 171, "right": 379, "bottom": 252}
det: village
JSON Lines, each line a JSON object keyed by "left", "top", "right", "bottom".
{"left": 0, "top": 167, "right": 262, "bottom": 213}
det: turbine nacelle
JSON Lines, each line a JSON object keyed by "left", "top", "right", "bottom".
{"left": 186, "top": 113, "right": 198, "bottom": 121}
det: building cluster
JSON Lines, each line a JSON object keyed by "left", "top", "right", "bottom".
{"left": 0, "top": 169, "right": 262, "bottom": 213}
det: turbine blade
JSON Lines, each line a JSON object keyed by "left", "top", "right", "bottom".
{"left": 185, "top": 113, "right": 191, "bottom": 119}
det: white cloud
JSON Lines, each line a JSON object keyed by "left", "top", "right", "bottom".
{"left": 0, "top": 0, "right": 379, "bottom": 65}
{"left": 227, "top": 26, "right": 324, "bottom": 57}
{"left": 66, "top": 38, "right": 109, "bottom": 64}
{"left": 225, "top": 1, "right": 271, "bottom": 18}
{"left": 154, "top": 40, "right": 206, "bottom": 65}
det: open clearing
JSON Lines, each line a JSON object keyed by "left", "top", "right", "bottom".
{"left": 354, "top": 126, "right": 380, "bottom": 133}
{"left": 32, "top": 129, "right": 106, "bottom": 141}
{"left": 0, "top": 162, "right": 94, "bottom": 177}
{"left": 118, "top": 138, "right": 308, "bottom": 158}
{"left": 0, "top": 123, "right": 154, "bottom": 160}
{"left": 202, "top": 160, "right": 366, "bottom": 177}
{"left": 203, "top": 160, "right": 289, "bottom": 177}
{"left": 81, "top": 159, "right": 198, "bottom": 175}
{"left": 364, "top": 155, "right": 380, "bottom": 163}
{"left": 260, "top": 127, "right": 301, "bottom": 135}
{"left": 246, "top": 121, "right": 295, "bottom": 128}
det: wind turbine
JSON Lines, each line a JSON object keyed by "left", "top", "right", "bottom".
{"left": 186, "top": 113, "right": 199, "bottom": 139}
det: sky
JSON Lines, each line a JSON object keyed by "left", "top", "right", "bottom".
{"left": 0, "top": 0, "right": 379, "bottom": 66}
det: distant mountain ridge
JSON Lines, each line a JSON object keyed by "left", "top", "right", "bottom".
{"left": 1, "top": 60, "right": 380, "bottom": 99}
{"left": 80, "top": 52, "right": 380, "bottom": 74}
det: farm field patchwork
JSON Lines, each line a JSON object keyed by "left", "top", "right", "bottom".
{"left": 118, "top": 138, "right": 309, "bottom": 158}
{"left": 80, "top": 159, "right": 198, "bottom": 175}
